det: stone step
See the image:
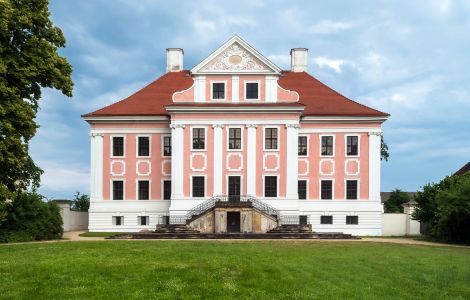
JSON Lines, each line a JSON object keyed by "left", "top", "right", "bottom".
{"left": 108, "top": 232, "right": 358, "bottom": 240}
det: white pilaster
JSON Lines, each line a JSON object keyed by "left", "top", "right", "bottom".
{"left": 232, "top": 75, "right": 239, "bottom": 102}
{"left": 286, "top": 124, "right": 300, "bottom": 199}
{"left": 171, "top": 124, "right": 185, "bottom": 199}
{"left": 265, "top": 75, "right": 278, "bottom": 102}
{"left": 246, "top": 124, "right": 258, "bottom": 196}
{"left": 368, "top": 131, "right": 382, "bottom": 201}
{"left": 194, "top": 75, "right": 206, "bottom": 102}
{"left": 212, "top": 124, "right": 224, "bottom": 195}
{"left": 90, "top": 133, "right": 104, "bottom": 201}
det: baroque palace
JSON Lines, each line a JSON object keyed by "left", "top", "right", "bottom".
{"left": 83, "top": 36, "right": 388, "bottom": 235}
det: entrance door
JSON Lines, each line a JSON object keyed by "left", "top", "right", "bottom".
{"left": 228, "top": 176, "right": 241, "bottom": 202}
{"left": 227, "top": 212, "right": 240, "bottom": 233}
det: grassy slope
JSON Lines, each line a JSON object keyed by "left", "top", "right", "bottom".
{"left": 0, "top": 241, "right": 469, "bottom": 299}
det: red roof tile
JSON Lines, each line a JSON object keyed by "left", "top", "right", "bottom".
{"left": 83, "top": 70, "right": 388, "bottom": 117}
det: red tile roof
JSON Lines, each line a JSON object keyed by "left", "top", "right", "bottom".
{"left": 83, "top": 70, "right": 388, "bottom": 117}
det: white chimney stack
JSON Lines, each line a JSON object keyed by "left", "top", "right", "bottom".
{"left": 166, "top": 48, "right": 184, "bottom": 72}
{"left": 290, "top": 48, "right": 308, "bottom": 72}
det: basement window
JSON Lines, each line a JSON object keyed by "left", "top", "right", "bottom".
{"left": 139, "top": 216, "right": 149, "bottom": 226}
{"left": 321, "top": 216, "right": 333, "bottom": 224}
{"left": 346, "top": 216, "right": 359, "bottom": 225}
{"left": 113, "top": 216, "right": 123, "bottom": 226}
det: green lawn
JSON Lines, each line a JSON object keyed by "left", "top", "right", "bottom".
{"left": 0, "top": 241, "right": 469, "bottom": 299}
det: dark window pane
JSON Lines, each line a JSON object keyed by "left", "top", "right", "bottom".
{"left": 346, "top": 180, "right": 358, "bottom": 200}
{"left": 139, "top": 216, "right": 149, "bottom": 226}
{"left": 192, "top": 128, "right": 205, "bottom": 149}
{"left": 138, "top": 136, "right": 149, "bottom": 156}
{"left": 265, "top": 128, "right": 278, "bottom": 150}
{"left": 346, "top": 216, "right": 359, "bottom": 225}
{"left": 347, "top": 136, "right": 358, "bottom": 156}
{"left": 212, "top": 83, "right": 225, "bottom": 99}
{"left": 163, "top": 136, "right": 171, "bottom": 156}
{"left": 246, "top": 83, "right": 259, "bottom": 99}
{"left": 114, "top": 216, "right": 123, "bottom": 226}
{"left": 321, "top": 180, "right": 333, "bottom": 200}
{"left": 192, "top": 176, "right": 205, "bottom": 197}
{"left": 321, "top": 216, "right": 333, "bottom": 224}
{"left": 113, "top": 137, "right": 124, "bottom": 156}
{"left": 138, "top": 181, "right": 150, "bottom": 200}
{"left": 264, "top": 176, "right": 277, "bottom": 197}
{"left": 163, "top": 180, "right": 171, "bottom": 200}
{"left": 113, "top": 181, "right": 124, "bottom": 200}
{"left": 229, "top": 128, "right": 242, "bottom": 149}
{"left": 299, "top": 215, "right": 308, "bottom": 225}
{"left": 298, "top": 136, "right": 308, "bottom": 156}
{"left": 321, "top": 136, "right": 333, "bottom": 156}
{"left": 298, "top": 180, "right": 307, "bottom": 200}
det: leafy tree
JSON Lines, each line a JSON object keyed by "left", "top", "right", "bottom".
{"left": 71, "top": 192, "right": 90, "bottom": 212}
{"left": 384, "top": 189, "right": 410, "bottom": 213}
{"left": 381, "top": 136, "right": 389, "bottom": 161}
{"left": 0, "top": 0, "right": 73, "bottom": 221}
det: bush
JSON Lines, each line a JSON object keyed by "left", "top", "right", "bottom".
{"left": 71, "top": 192, "right": 89, "bottom": 212}
{"left": 0, "top": 192, "right": 63, "bottom": 243}
{"left": 384, "top": 189, "right": 410, "bottom": 213}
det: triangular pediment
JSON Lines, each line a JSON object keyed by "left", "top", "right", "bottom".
{"left": 191, "top": 35, "right": 281, "bottom": 75}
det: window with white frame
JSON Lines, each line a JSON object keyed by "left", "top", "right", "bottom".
{"left": 245, "top": 82, "right": 259, "bottom": 100}
{"left": 112, "top": 216, "right": 124, "bottom": 226}
{"left": 321, "top": 136, "right": 334, "bottom": 156}
{"left": 138, "top": 180, "right": 150, "bottom": 200}
{"left": 346, "top": 136, "right": 359, "bottom": 156}
{"left": 264, "top": 128, "right": 278, "bottom": 150}
{"left": 298, "top": 180, "right": 307, "bottom": 200}
{"left": 346, "top": 180, "right": 358, "bottom": 200}
{"left": 112, "top": 136, "right": 124, "bottom": 157}
{"left": 192, "top": 128, "right": 205, "bottom": 150}
{"left": 112, "top": 180, "right": 124, "bottom": 200}
{"left": 320, "top": 180, "right": 333, "bottom": 200}
{"left": 212, "top": 82, "right": 225, "bottom": 100}
{"left": 163, "top": 136, "right": 171, "bottom": 156}
{"left": 298, "top": 136, "right": 308, "bottom": 156}
{"left": 321, "top": 216, "right": 333, "bottom": 224}
{"left": 138, "top": 216, "right": 149, "bottom": 226}
{"left": 264, "top": 176, "right": 277, "bottom": 197}
{"left": 346, "top": 215, "right": 359, "bottom": 225}
{"left": 192, "top": 176, "right": 205, "bottom": 198}
{"left": 138, "top": 136, "right": 150, "bottom": 157}
{"left": 228, "top": 128, "right": 242, "bottom": 150}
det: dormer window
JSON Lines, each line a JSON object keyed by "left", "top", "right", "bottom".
{"left": 245, "top": 82, "right": 259, "bottom": 100}
{"left": 212, "top": 82, "right": 225, "bottom": 100}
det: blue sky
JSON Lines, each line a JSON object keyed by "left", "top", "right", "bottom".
{"left": 31, "top": 0, "right": 470, "bottom": 199}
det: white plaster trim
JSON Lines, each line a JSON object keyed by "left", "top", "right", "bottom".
{"left": 110, "top": 160, "right": 126, "bottom": 176}
{"left": 246, "top": 124, "right": 257, "bottom": 196}
{"left": 210, "top": 80, "right": 227, "bottom": 101}
{"left": 344, "top": 158, "right": 360, "bottom": 176}
{"left": 298, "top": 134, "right": 309, "bottom": 157}
{"left": 345, "top": 134, "right": 361, "bottom": 157}
{"left": 110, "top": 135, "right": 126, "bottom": 158}
{"left": 301, "top": 116, "right": 388, "bottom": 123}
{"left": 226, "top": 174, "right": 243, "bottom": 197}
{"left": 319, "top": 134, "right": 336, "bottom": 157}
{"left": 161, "top": 134, "right": 172, "bottom": 158}
{"left": 165, "top": 106, "right": 304, "bottom": 113}
{"left": 262, "top": 174, "right": 279, "bottom": 199}
{"left": 136, "top": 135, "right": 151, "bottom": 158}
{"left": 136, "top": 160, "right": 151, "bottom": 177}
{"left": 263, "top": 126, "right": 280, "bottom": 151}
{"left": 83, "top": 116, "right": 170, "bottom": 123}
{"left": 136, "top": 179, "right": 152, "bottom": 201}
{"left": 298, "top": 158, "right": 309, "bottom": 176}
{"left": 111, "top": 179, "right": 126, "bottom": 201}
{"left": 244, "top": 80, "right": 261, "bottom": 101}
{"left": 232, "top": 75, "right": 239, "bottom": 102}
{"left": 190, "top": 174, "right": 207, "bottom": 198}
{"left": 174, "top": 120, "right": 299, "bottom": 125}
{"left": 172, "top": 82, "right": 195, "bottom": 102}
{"left": 190, "top": 126, "right": 208, "bottom": 151}
{"left": 92, "top": 129, "right": 170, "bottom": 134}
{"left": 193, "top": 75, "right": 206, "bottom": 103}
{"left": 226, "top": 153, "right": 243, "bottom": 172}
{"left": 226, "top": 126, "right": 244, "bottom": 151}
{"left": 319, "top": 159, "right": 335, "bottom": 176}
{"left": 299, "top": 128, "right": 381, "bottom": 134}
{"left": 265, "top": 75, "right": 278, "bottom": 103}
{"left": 344, "top": 179, "right": 360, "bottom": 201}
{"left": 263, "top": 153, "right": 280, "bottom": 172}
{"left": 190, "top": 153, "right": 207, "bottom": 172}
{"left": 319, "top": 179, "right": 335, "bottom": 200}
{"left": 161, "top": 159, "right": 171, "bottom": 177}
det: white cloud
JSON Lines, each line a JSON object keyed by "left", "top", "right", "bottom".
{"left": 313, "top": 56, "right": 353, "bottom": 73}
{"left": 38, "top": 160, "right": 89, "bottom": 196}
{"left": 309, "top": 20, "right": 355, "bottom": 34}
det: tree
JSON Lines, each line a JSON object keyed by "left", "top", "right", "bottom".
{"left": 71, "top": 192, "right": 90, "bottom": 212}
{"left": 384, "top": 189, "right": 410, "bottom": 213}
{"left": 381, "top": 135, "right": 389, "bottom": 161}
{"left": 0, "top": 0, "right": 73, "bottom": 221}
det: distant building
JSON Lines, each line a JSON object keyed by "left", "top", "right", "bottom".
{"left": 454, "top": 162, "right": 470, "bottom": 176}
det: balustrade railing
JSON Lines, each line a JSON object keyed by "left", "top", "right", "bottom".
{"left": 280, "top": 215, "right": 310, "bottom": 225}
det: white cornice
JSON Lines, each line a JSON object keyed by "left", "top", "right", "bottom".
{"left": 165, "top": 105, "right": 305, "bottom": 113}
{"left": 301, "top": 116, "right": 389, "bottom": 123}
{"left": 82, "top": 115, "right": 170, "bottom": 123}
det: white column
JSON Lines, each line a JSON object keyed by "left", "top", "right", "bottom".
{"left": 285, "top": 124, "right": 300, "bottom": 199}
{"left": 171, "top": 124, "right": 185, "bottom": 199}
{"left": 232, "top": 76, "right": 239, "bottom": 102}
{"left": 90, "top": 133, "right": 104, "bottom": 201}
{"left": 246, "top": 124, "right": 258, "bottom": 196}
{"left": 194, "top": 76, "right": 206, "bottom": 102}
{"left": 368, "top": 131, "right": 382, "bottom": 201}
{"left": 212, "top": 124, "right": 224, "bottom": 195}
{"left": 265, "top": 75, "right": 278, "bottom": 103}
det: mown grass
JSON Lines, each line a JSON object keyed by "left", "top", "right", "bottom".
{"left": 0, "top": 241, "right": 469, "bottom": 299}
{"left": 78, "top": 232, "right": 119, "bottom": 237}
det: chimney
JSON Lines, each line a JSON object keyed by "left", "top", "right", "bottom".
{"left": 166, "top": 48, "right": 184, "bottom": 72}
{"left": 290, "top": 48, "right": 308, "bottom": 72}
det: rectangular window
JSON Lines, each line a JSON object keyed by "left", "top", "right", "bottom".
{"left": 264, "top": 176, "right": 277, "bottom": 197}
{"left": 112, "top": 136, "right": 124, "bottom": 157}
{"left": 163, "top": 136, "right": 171, "bottom": 156}
{"left": 192, "top": 176, "right": 205, "bottom": 198}
{"left": 192, "top": 128, "right": 205, "bottom": 150}
{"left": 298, "top": 136, "right": 308, "bottom": 156}
{"left": 346, "top": 215, "right": 359, "bottom": 225}
{"left": 298, "top": 180, "right": 307, "bottom": 200}
{"left": 212, "top": 82, "right": 225, "bottom": 99}
{"left": 138, "top": 180, "right": 150, "bottom": 200}
{"left": 320, "top": 180, "right": 333, "bottom": 200}
{"left": 113, "top": 216, "right": 123, "bottom": 226}
{"left": 245, "top": 82, "right": 259, "bottom": 99}
{"left": 321, "top": 216, "right": 333, "bottom": 224}
{"left": 138, "top": 216, "right": 149, "bottom": 226}
{"left": 264, "top": 128, "right": 278, "bottom": 150}
{"left": 138, "top": 136, "right": 150, "bottom": 157}
{"left": 321, "top": 136, "right": 334, "bottom": 156}
{"left": 346, "top": 136, "right": 359, "bottom": 156}
{"left": 299, "top": 215, "right": 308, "bottom": 225}
{"left": 228, "top": 128, "right": 242, "bottom": 150}
{"left": 163, "top": 180, "right": 171, "bottom": 200}
{"left": 112, "top": 181, "right": 124, "bottom": 200}
{"left": 346, "top": 180, "right": 358, "bottom": 200}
